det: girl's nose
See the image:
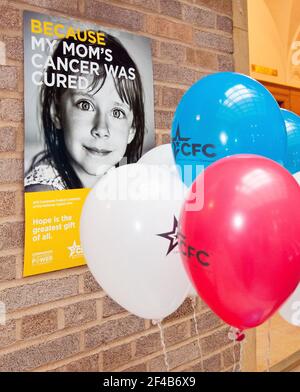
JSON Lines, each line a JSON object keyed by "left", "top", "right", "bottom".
{"left": 91, "top": 113, "right": 109, "bottom": 138}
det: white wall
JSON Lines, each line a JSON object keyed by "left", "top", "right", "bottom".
{"left": 248, "top": 0, "right": 300, "bottom": 88}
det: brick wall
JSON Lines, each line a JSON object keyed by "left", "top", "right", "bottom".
{"left": 0, "top": 0, "right": 242, "bottom": 372}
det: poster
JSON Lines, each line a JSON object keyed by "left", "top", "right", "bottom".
{"left": 23, "top": 11, "right": 155, "bottom": 276}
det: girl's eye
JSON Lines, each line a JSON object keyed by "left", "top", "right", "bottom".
{"left": 77, "top": 100, "right": 94, "bottom": 111}
{"left": 112, "top": 108, "right": 126, "bottom": 119}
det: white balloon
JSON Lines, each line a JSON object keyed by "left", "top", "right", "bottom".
{"left": 187, "top": 284, "right": 198, "bottom": 298}
{"left": 139, "top": 145, "right": 200, "bottom": 300}
{"left": 80, "top": 164, "right": 190, "bottom": 320}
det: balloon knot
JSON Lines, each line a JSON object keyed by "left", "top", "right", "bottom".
{"left": 152, "top": 319, "right": 162, "bottom": 326}
{"left": 228, "top": 327, "right": 245, "bottom": 342}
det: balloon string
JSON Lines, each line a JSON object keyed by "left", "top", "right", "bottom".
{"left": 266, "top": 318, "right": 272, "bottom": 372}
{"left": 233, "top": 340, "right": 244, "bottom": 372}
{"left": 232, "top": 343, "right": 237, "bottom": 372}
{"left": 157, "top": 321, "right": 170, "bottom": 372}
{"left": 190, "top": 296, "right": 204, "bottom": 371}
{"left": 228, "top": 327, "right": 245, "bottom": 371}
{"left": 239, "top": 340, "right": 244, "bottom": 372}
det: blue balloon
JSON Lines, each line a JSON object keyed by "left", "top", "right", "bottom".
{"left": 281, "top": 109, "right": 300, "bottom": 174}
{"left": 171, "top": 72, "right": 287, "bottom": 186}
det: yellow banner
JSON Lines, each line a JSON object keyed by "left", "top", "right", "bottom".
{"left": 24, "top": 188, "right": 90, "bottom": 277}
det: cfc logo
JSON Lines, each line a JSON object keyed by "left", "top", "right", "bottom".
{"left": 172, "top": 125, "right": 216, "bottom": 159}
{"left": 67, "top": 241, "right": 83, "bottom": 258}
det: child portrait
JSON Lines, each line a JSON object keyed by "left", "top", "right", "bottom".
{"left": 24, "top": 12, "right": 155, "bottom": 192}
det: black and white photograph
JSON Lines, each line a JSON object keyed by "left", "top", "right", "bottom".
{"left": 23, "top": 11, "right": 155, "bottom": 192}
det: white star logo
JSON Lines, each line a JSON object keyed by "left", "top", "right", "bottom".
{"left": 67, "top": 241, "right": 83, "bottom": 258}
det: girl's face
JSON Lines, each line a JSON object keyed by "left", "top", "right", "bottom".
{"left": 54, "top": 74, "right": 136, "bottom": 182}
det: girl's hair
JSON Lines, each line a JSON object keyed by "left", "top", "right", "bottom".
{"left": 29, "top": 32, "right": 145, "bottom": 189}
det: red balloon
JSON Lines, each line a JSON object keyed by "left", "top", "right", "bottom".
{"left": 179, "top": 154, "right": 300, "bottom": 330}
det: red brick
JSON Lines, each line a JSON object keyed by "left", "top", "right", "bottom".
{"left": 224, "top": 366, "right": 234, "bottom": 372}
{"left": 148, "top": 354, "right": 167, "bottom": 372}
{"left": 235, "top": 364, "right": 241, "bottom": 372}
{"left": 161, "top": 86, "right": 185, "bottom": 109}
{"left": 0, "top": 5, "right": 21, "bottom": 29}
{"left": 218, "top": 54, "right": 234, "bottom": 71}
{"left": 146, "top": 15, "right": 193, "bottom": 43}
{"left": 0, "top": 255, "right": 16, "bottom": 282}
{"left": 222, "top": 344, "right": 241, "bottom": 368}
{"left": 182, "top": 4, "right": 215, "bottom": 28}
{"left": 154, "top": 84, "right": 160, "bottom": 107}
{"left": 153, "top": 63, "right": 200, "bottom": 86}
{"left": 102, "top": 296, "right": 126, "bottom": 318}
{"left": 161, "top": 134, "right": 170, "bottom": 144}
{"left": 131, "top": 0, "right": 159, "bottom": 12}
{"left": 0, "top": 320, "right": 16, "bottom": 349}
{"left": 194, "top": 31, "right": 233, "bottom": 53}
{"left": 54, "top": 354, "right": 99, "bottom": 372}
{"left": 160, "top": 42, "right": 186, "bottom": 63}
{"left": 200, "top": 300, "right": 210, "bottom": 312}
{"left": 201, "top": 327, "right": 231, "bottom": 356}
{"left": 21, "top": 0, "right": 79, "bottom": 13}
{"left": 135, "top": 332, "right": 161, "bottom": 357}
{"left": 16, "top": 191, "right": 24, "bottom": 217}
{"left": 0, "top": 191, "right": 16, "bottom": 217}
{"left": 0, "top": 159, "right": 23, "bottom": 184}
{"left": 85, "top": 315, "right": 144, "bottom": 349}
{"left": 21, "top": 309, "right": 58, "bottom": 339}
{"left": 209, "top": 354, "right": 223, "bottom": 372}
{"left": 151, "top": 40, "right": 159, "bottom": 58}
{"left": 103, "top": 342, "right": 132, "bottom": 370}
{"left": 155, "top": 110, "right": 173, "bottom": 129}
{"left": 164, "top": 321, "right": 190, "bottom": 347}
{"left": 184, "top": 352, "right": 222, "bottom": 372}
{"left": 0, "top": 275, "right": 79, "bottom": 311}
{"left": 3, "top": 36, "right": 23, "bottom": 62}
{"left": 0, "top": 128, "right": 17, "bottom": 152}
{"left": 155, "top": 132, "right": 162, "bottom": 146}
{"left": 217, "top": 15, "right": 233, "bottom": 33}
{"left": 83, "top": 270, "right": 101, "bottom": 293}
{"left": 0, "top": 99, "right": 23, "bottom": 122}
{"left": 183, "top": 359, "right": 204, "bottom": 372}
{"left": 0, "top": 333, "right": 80, "bottom": 371}
{"left": 194, "top": 0, "right": 232, "bottom": 16}
{"left": 0, "top": 221, "right": 24, "bottom": 251}
{"left": 0, "top": 66, "right": 18, "bottom": 90}
{"left": 168, "top": 341, "right": 199, "bottom": 369}
{"left": 160, "top": 0, "right": 182, "bottom": 19}
{"left": 122, "top": 363, "right": 147, "bottom": 372}
{"left": 64, "top": 299, "right": 97, "bottom": 328}
{"left": 85, "top": 1, "right": 144, "bottom": 31}
{"left": 164, "top": 298, "right": 194, "bottom": 322}
{"left": 190, "top": 310, "right": 224, "bottom": 336}
{"left": 186, "top": 48, "right": 218, "bottom": 70}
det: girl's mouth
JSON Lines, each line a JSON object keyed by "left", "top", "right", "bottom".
{"left": 83, "top": 146, "right": 112, "bottom": 157}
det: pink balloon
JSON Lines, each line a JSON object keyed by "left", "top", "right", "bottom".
{"left": 179, "top": 154, "right": 300, "bottom": 330}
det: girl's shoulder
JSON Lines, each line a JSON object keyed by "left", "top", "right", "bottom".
{"left": 24, "top": 161, "right": 66, "bottom": 191}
